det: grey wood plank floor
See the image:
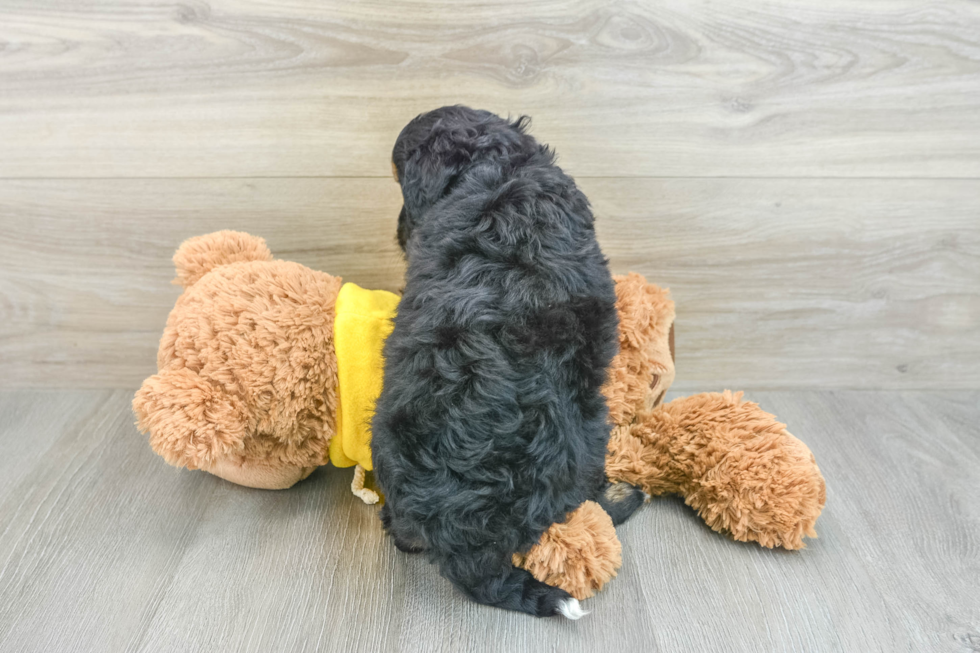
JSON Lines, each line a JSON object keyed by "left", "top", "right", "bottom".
{"left": 0, "top": 390, "right": 977, "bottom": 652}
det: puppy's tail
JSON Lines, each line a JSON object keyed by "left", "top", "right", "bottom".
{"left": 438, "top": 551, "right": 587, "bottom": 619}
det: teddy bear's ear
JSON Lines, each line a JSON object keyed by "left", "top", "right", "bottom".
{"left": 133, "top": 368, "right": 248, "bottom": 470}
{"left": 602, "top": 273, "right": 676, "bottom": 425}
{"left": 172, "top": 230, "right": 273, "bottom": 288}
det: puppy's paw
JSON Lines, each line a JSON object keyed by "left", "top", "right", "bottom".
{"left": 596, "top": 481, "right": 648, "bottom": 526}
{"left": 393, "top": 537, "right": 426, "bottom": 554}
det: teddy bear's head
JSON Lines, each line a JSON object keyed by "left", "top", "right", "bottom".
{"left": 134, "top": 231, "right": 343, "bottom": 489}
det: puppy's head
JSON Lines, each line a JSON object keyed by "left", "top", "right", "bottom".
{"left": 391, "top": 105, "right": 536, "bottom": 251}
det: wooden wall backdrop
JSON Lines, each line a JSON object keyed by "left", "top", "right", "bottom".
{"left": 0, "top": 0, "right": 978, "bottom": 389}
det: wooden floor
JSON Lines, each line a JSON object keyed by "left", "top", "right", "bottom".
{"left": 0, "top": 389, "right": 977, "bottom": 653}
{"left": 1, "top": 2, "right": 978, "bottom": 651}
{"left": 1, "top": 0, "right": 979, "bottom": 391}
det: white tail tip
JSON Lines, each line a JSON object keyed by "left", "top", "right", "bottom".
{"left": 557, "top": 598, "right": 589, "bottom": 620}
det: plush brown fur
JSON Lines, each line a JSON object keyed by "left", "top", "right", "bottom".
{"left": 135, "top": 231, "right": 826, "bottom": 604}
{"left": 512, "top": 501, "right": 621, "bottom": 600}
{"left": 603, "top": 272, "right": 677, "bottom": 421}
{"left": 606, "top": 392, "right": 826, "bottom": 550}
{"left": 519, "top": 272, "right": 826, "bottom": 600}
{"left": 134, "top": 231, "right": 342, "bottom": 487}
{"left": 597, "top": 276, "right": 825, "bottom": 551}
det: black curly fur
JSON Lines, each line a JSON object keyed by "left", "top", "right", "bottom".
{"left": 372, "top": 106, "right": 619, "bottom": 617}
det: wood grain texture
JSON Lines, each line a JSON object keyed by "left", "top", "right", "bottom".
{"left": 1, "top": 177, "right": 977, "bottom": 390}
{"left": 0, "top": 389, "right": 978, "bottom": 652}
{"left": 2, "top": 2, "right": 977, "bottom": 649}
{"left": 589, "top": 177, "right": 980, "bottom": 391}
{"left": 1, "top": 0, "right": 979, "bottom": 178}
{"left": 0, "top": 178, "right": 406, "bottom": 388}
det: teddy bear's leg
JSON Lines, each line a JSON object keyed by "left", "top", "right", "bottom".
{"left": 607, "top": 391, "right": 826, "bottom": 549}
{"left": 514, "top": 501, "right": 622, "bottom": 600}
{"left": 133, "top": 367, "right": 249, "bottom": 471}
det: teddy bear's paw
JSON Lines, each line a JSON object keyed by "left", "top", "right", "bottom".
{"left": 514, "top": 500, "right": 622, "bottom": 600}
{"left": 691, "top": 429, "right": 826, "bottom": 550}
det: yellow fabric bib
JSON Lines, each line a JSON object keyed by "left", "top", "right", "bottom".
{"left": 328, "top": 282, "right": 399, "bottom": 473}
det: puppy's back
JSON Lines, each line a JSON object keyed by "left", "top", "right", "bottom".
{"left": 374, "top": 112, "right": 618, "bottom": 618}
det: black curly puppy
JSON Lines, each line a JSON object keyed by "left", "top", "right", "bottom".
{"left": 372, "top": 106, "right": 629, "bottom": 619}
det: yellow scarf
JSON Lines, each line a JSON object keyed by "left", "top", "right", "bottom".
{"left": 328, "top": 282, "right": 399, "bottom": 502}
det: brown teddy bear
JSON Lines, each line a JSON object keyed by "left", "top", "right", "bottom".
{"left": 134, "top": 231, "right": 826, "bottom": 603}
{"left": 516, "top": 274, "right": 826, "bottom": 599}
